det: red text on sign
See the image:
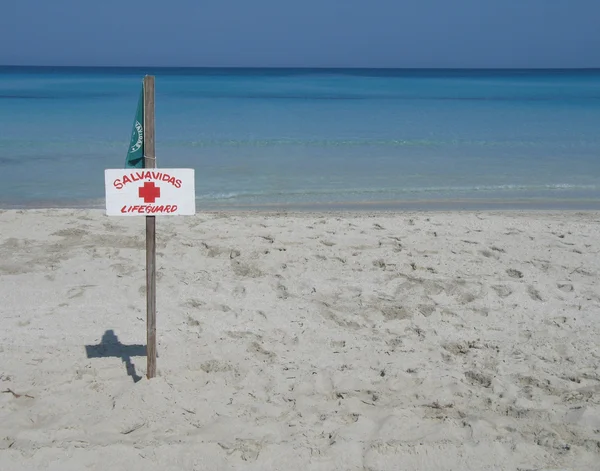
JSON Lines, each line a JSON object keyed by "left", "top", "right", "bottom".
{"left": 113, "top": 171, "right": 182, "bottom": 190}
{"left": 120, "top": 205, "right": 179, "bottom": 214}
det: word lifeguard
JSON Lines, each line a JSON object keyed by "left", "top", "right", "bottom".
{"left": 120, "top": 204, "right": 178, "bottom": 214}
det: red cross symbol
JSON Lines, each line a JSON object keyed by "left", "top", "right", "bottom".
{"left": 138, "top": 181, "right": 161, "bottom": 203}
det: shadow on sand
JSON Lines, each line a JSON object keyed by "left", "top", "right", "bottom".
{"left": 85, "top": 330, "right": 146, "bottom": 382}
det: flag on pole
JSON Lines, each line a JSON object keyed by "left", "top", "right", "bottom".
{"left": 125, "top": 87, "right": 144, "bottom": 168}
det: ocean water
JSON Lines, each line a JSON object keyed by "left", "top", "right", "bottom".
{"left": 1, "top": 66, "right": 599, "bottom": 210}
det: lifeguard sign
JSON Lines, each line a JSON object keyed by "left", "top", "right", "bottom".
{"left": 104, "top": 168, "right": 196, "bottom": 216}
{"left": 103, "top": 75, "right": 196, "bottom": 380}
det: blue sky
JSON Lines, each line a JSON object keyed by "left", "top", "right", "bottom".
{"left": 1, "top": 0, "right": 598, "bottom": 67}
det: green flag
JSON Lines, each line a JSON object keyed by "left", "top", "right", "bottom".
{"left": 125, "top": 87, "right": 144, "bottom": 168}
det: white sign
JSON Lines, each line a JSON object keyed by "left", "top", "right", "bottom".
{"left": 105, "top": 168, "right": 196, "bottom": 216}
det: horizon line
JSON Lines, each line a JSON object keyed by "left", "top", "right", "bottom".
{"left": 1, "top": 64, "right": 600, "bottom": 71}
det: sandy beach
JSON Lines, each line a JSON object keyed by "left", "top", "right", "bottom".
{"left": 0, "top": 209, "right": 599, "bottom": 470}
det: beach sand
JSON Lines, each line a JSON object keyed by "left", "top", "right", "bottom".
{"left": 0, "top": 209, "right": 599, "bottom": 470}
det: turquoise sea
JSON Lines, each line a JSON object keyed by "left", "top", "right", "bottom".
{"left": 1, "top": 67, "right": 599, "bottom": 210}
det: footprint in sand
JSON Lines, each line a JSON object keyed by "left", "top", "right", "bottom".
{"left": 491, "top": 285, "right": 513, "bottom": 298}
{"left": 276, "top": 282, "right": 289, "bottom": 299}
{"left": 506, "top": 268, "right": 523, "bottom": 279}
{"left": 51, "top": 228, "right": 89, "bottom": 239}
{"left": 418, "top": 304, "right": 436, "bottom": 317}
{"left": 479, "top": 249, "right": 499, "bottom": 260}
{"left": 557, "top": 282, "right": 574, "bottom": 293}
{"left": 380, "top": 305, "right": 411, "bottom": 321}
{"left": 67, "top": 285, "right": 95, "bottom": 299}
{"left": 231, "top": 260, "right": 263, "bottom": 278}
{"left": 527, "top": 285, "right": 544, "bottom": 302}
{"left": 200, "top": 359, "right": 235, "bottom": 373}
{"left": 248, "top": 341, "right": 276, "bottom": 361}
{"left": 110, "top": 263, "right": 136, "bottom": 277}
{"left": 186, "top": 315, "right": 203, "bottom": 334}
{"left": 464, "top": 370, "right": 492, "bottom": 388}
{"left": 183, "top": 298, "right": 205, "bottom": 309}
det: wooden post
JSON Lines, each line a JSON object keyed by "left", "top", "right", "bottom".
{"left": 143, "top": 75, "right": 157, "bottom": 379}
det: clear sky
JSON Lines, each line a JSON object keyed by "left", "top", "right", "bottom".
{"left": 1, "top": 0, "right": 598, "bottom": 68}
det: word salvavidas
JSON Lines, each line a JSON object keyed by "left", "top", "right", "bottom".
{"left": 113, "top": 171, "right": 182, "bottom": 190}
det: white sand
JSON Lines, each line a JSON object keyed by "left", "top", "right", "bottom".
{"left": 0, "top": 209, "right": 599, "bottom": 470}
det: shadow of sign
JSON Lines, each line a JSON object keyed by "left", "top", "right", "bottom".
{"left": 85, "top": 330, "right": 147, "bottom": 383}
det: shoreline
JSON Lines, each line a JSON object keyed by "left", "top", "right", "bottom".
{"left": 1, "top": 196, "right": 600, "bottom": 213}
{"left": 2, "top": 207, "right": 600, "bottom": 220}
